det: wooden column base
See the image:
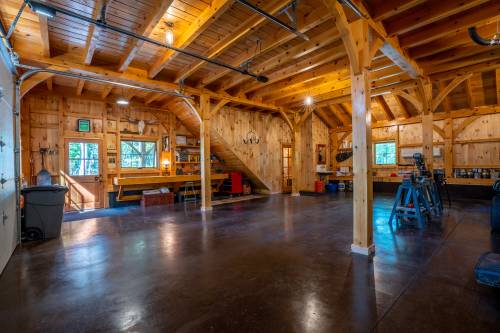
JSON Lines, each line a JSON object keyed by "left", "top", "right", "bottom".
{"left": 351, "top": 243, "right": 375, "bottom": 256}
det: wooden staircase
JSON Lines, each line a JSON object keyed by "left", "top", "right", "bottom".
{"left": 163, "top": 99, "right": 271, "bottom": 192}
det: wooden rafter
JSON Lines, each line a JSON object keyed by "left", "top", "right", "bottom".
{"left": 83, "top": 0, "right": 106, "bottom": 65}
{"left": 118, "top": 0, "right": 174, "bottom": 72}
{"left": 384, "top": 0, "right": 489, "bottom": 36}
{"left": 399, "top": 1, "right": 500, "bottom": 48}
{"left": 371, "top": 0, "right": 425, "bottom": 21}
{"left": 38, "top": 15, "right": 50, "bottom": 57}
{"left": 328, "top": 104, "right": 351, "bottom": 126}
{"left": 393, "top": 90, "right": 422, "bottom": 113}
{"left": 201, "top": 16, "right": 336, "bottom": 88}
{"left": 393, "top": 94, "right": 411, "bottom": 118}
{"left": 148, "top": 0, "right": 233, "bottom": 79}
{"left": 174, "top": 0, "right": 291, "bottom": 83}
{"left": 315, "top": 107, "right": 338, "bottom": 128}
{"left": 101, "top": 85, "right": 113, "bottom": 99}
{"left": 375, "top": 95, "right": 395, "bottom": 120}
{"left": 19, "top": 52, "right": 282, "bottom": 111}
{"left": 76, "top": 79, "right": 85, "bottom": 96}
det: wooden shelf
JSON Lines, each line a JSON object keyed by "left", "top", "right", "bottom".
{"left": 176, "top": 144, "right": 200, "bottom": 148}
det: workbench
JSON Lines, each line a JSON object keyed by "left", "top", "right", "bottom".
{"left": 113, "top": 174, "right": 229, "bottom": 202}
{"left": 328, "top": 176, "right": 496, "bottom": 186}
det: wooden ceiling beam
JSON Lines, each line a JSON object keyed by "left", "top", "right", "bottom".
{"left": 148, "top": 0, "right": 233, "bottom": 78}
{"left": 430, "top": 57, "right": 500, "bottom": 81}
{"left": 384, "top": 0, "right": 488, "bottom": 36}
{"left": 118, "top": 0, "right": 174, "bottom": 73}
{"left": 394, "top": 94, "right": 411, "bottom": 118}
{"left": 370, "top": 0, "right": 425, "bottom": 21}
{"left": 173, "top": 0, "right": 291, "bottom": 83}
{"left": 375, "top": 95, "right": 395, "bottom": 120}
{"left": 399, "top": 1, "right": 500, "bottom": 49}
{"left": 38, "top": 15, "right": 50, "bottom": 57}
{"left": 20, "top": 72, "right": 55, "bottom": 97}
{"left": 327, "top": 0, "right": 424, "bottom": 79}
{"left": 83, "top": 0, "right": 107, "bottom": 65}
{"left": 424, "top": 48, "right": 500, "bottom": 75}
{"left": 19, "top": 53, "right": 281, "bottom": 111}
{"left": 76, "top": 79, "right": 85, "bottom": 96}
{"left": 328, "top": 104, "right": 351, "bottom": 126}
{"left": 199, "top": 8, "right": 333, "bottom": 88}
{"left": 410, "top": 21, "right": 499, "bottom": 60}
{"left": 101, "top": 85, "right": 113, "bottom": 99}
{"left": 315, "top": 107, "right": 338, "bottom": 128}
{"left": 240, "top": 44, "right": 347, "bottom": 94}
{"left": 230, "top": 59, "right": 349, "bottom": 97}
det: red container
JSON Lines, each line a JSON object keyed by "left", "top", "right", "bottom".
{"left": 315, "top": 181, "right": 324, "bottom": 193}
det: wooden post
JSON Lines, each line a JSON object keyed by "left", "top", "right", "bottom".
{"left": 444, "top": 117, "right": 453, "bottom": 178}
{"left": 350, "top": 20, "right": 374, "bottom": 256}
{"left": 291, "top": 114, "right": 301, "bottom": 196}
{"left": 200, "top": 94, "right": 212, "bottom": 211}
{"left": 329, "top": 128, "right": 337, "bottom": 172}
{"left": 422, "top": 113, "right": 433, "bottom": 172}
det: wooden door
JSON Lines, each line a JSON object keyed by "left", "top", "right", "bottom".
{"left": 282, "top": 144, "right": 292, "bottom": 193}
{"left": 64, "top": 139, "right": 103, "bottom": 211}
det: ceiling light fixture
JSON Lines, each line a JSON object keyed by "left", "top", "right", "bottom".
{"left": 165, "top": 22, "right": 174, "bottom": 46}
{"left": 305, "top": 96, "right": 313, "bottom": 106}
{"left": 116, "top": 98, "right": 129, "bottom": 105}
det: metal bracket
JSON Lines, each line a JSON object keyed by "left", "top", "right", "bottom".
{"left": 0, "top": 86, "right": 4, "bottom": 99}
{"left": 2, "top": 211, "right": 7, "bottom": 225}
{"left": 0, "top": 174, "right": 6, "bottom": 189}
{"left": 0, "top": 137, "right": 5, "bottom": 152}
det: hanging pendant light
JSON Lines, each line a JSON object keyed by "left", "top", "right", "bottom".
{"left": 116, "top": 87, "right": 129, "bottom": 105}
{"left": 165, "top": 22, "right": 174, "bottom": 46}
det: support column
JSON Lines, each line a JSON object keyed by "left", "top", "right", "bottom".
{"left": 200, "top": 94, "right": 212, "bottom": 211}
{"left": 422, "top": 113, "right": 433, "bottom": 172}
{"left": 351, "top": 70, "right": 374, "bottom": 255}
{"left": 444, "top": 116, "right": 453, "bottom": 178}
{"left": 291, "top": 123, "right": 301, "bottom": 196}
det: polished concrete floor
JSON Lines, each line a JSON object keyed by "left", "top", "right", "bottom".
{"left": 1, "top": 193, "right": 499, "bottom": 332}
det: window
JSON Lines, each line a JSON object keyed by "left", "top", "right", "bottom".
{"left": 68, "top": 142, "right": 99, "bottom": 176}
{"left": 120, "top": 140, "right": 157, "bottom": 168}
{"left": 374, "top": 141, "right": 396, "bottom": 165}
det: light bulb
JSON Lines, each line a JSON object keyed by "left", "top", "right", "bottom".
{"left": 116, "top": 98, "right": 129, "bottom": 105}
{"left": 305, "top": 96, "right": 313, "bottom": 106}
{"left": 166, "top": 28, "right": 174, "bottom": 46}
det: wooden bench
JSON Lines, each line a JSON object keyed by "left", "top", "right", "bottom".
{"left": 113, "top": 174, "right": 229, "bottom": 202}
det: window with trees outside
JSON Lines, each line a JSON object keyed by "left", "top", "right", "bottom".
{"left": 120, "top": 140, "right": 157, "bottom": 168}
{"left": 68, "top": 142, "right": 99, "bottom": 176}
{"left": 374, "top": 142, "right": 396, "bottom": 165}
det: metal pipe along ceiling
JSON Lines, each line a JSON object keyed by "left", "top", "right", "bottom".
{"left": 17, "top": 64, "right": 194, "bottom": 99}
{"left": 22, "top": 0, "right": 269, "bottom": 83}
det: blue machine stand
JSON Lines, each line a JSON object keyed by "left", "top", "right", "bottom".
{"left": 389, "top": 153, "right": 443, "bottom": 229}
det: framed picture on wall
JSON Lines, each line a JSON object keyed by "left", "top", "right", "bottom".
{"left": 176, "top": 135, "right": 187, "bottom": 145}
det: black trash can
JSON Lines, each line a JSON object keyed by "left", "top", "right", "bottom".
{"left": 21, "top": 185, "right": 68, "bottom": 241}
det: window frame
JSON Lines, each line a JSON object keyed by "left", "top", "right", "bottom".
{"left": 373, "top": 140, "right": 397, "bottom": 166}
{"left": 67, "top": 141, "right": 100, "bottom": 177}
{"left": 120, "top": 140, "right": 158, "bottom": 169}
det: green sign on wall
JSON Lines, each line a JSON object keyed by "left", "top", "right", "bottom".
{"left": 78, "top": 119, "right": 91, "bottom": 132}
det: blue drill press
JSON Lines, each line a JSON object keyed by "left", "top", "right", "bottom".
{"left": 389, "top": 153, "right": 443, "bottom": 228}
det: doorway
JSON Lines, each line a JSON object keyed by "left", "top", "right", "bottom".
{"left": 64, "top": 139, "right": 103, "bottom": 211}
{"left": 282, "top": 144, "right": 292, "bottom": 193}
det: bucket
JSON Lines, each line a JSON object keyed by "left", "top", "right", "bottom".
{"left": 325, "top": 182, "right": 338, "bottom": 193}
{"left": 315, "top": 181, "right": 324, "bottom": 193}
